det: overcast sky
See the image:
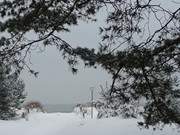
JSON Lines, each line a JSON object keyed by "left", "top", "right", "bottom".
{"left": 21, "top": 9, "right": 111, "bottom": 105}
{"left": 19, "top": 0, "right": 179, "bottom": 105}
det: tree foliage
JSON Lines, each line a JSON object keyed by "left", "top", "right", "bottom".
{"left": 0, "top": 0, "right": 180, "bottom": 126}
{"left": 76, "top": 0, "right": 180, "bottom": 127}
{"left": 0, "top": 63, "right": 26, "bottom": 120}
{"left": 0, "top": 0, "right": 100, "bottom": 73}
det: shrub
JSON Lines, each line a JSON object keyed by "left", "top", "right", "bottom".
{"left": 24, "top": 101, "right": 44, "bottom": 113}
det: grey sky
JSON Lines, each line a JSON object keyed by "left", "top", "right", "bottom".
{"left": 19, "top": 0, "right": 179, "bottom": 105}
{"left": 21, "top": 10, "right": 111, "bottom": 105}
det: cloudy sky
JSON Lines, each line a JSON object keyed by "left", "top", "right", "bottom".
{"left": 21, "top": 9, "right": 111, "bottom": 105}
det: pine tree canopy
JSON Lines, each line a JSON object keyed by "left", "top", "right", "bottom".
{"left": 0, "top": 0, "right": 180, "bottom": 126}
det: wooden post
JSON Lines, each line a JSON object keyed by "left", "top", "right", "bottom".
{"left": 90, "top": 87, "right": 94, "bottom": 119}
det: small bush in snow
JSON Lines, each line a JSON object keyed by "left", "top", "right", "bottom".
{"left": 24, "top": 101, "right": 45, "bottom": 113}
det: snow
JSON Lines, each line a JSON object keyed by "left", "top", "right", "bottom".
{"left": 74, "top": 107, "right": 98, "bottom": 118}
{"left": 0, "top": 111, "right": 179, "bottom": 135}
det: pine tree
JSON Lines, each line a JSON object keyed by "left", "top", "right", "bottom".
{"left": 0, "top": 64, "right": 26, "bottom": 120}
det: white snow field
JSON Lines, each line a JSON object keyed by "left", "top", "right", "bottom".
{"left": 0, "top": 112, "right": 179, "bottom": 135}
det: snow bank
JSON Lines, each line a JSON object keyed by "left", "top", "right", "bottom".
{"left": 61, "top": 117, "right": 180, "bottom": 135}
{"left": 0, "top": 112, "right": 179, "bottom": 135}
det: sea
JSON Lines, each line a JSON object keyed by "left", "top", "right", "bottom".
{"left": 43, "top": 104, "right": 76, "bottom": 113}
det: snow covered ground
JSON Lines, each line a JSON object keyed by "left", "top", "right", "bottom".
{"left": 0, "top": 112, "right": 179, "bottom": 135}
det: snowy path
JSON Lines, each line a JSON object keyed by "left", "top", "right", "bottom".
{"left": 0, "top": 113, "right": 80, "bottom": 135}
{"left": 0, "top": 112, "right": 179, "bottom": 135}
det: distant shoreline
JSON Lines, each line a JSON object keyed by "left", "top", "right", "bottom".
{"left": 43, "top": 104, "right": 76, "bottom": 113}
